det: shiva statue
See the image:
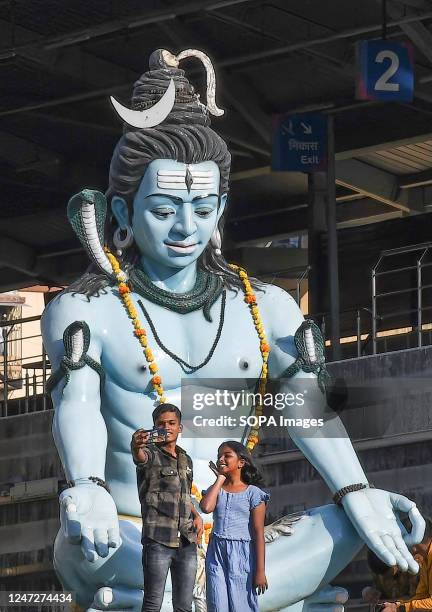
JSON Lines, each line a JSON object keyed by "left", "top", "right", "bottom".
{"left": 41, "top": 49, "right": 425, "bottom": 612}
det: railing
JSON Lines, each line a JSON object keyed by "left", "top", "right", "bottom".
{"left": 0, "top": 315, "right": 51, "bottom": 418}
{"left": 372, "top": 242, "right": 432, "bottom": 354}
{"left": 258, "top": 264, "right": 310, "bottom": 306}
{"left": 311, "top": 307, "right": 375, "bottom": 360}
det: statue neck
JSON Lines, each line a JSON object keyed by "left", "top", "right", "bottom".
{"left": 138, "top": 257, "right": 198, "bottom": 293}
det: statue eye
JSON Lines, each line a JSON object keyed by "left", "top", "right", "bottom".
{"left": 195, "top": 208, "right": 213, "bottom": 218}
{"left": 152, "top": 208, "right": 175, "bottom": 219}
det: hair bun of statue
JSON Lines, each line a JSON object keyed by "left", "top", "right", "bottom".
{"left": 130, "top": 49, "right": 210, "bottom": 128}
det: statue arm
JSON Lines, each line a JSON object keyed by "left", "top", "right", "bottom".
{"left": 42, "top": 294, "right": 119, "bottom": 561}
{"left": 42, "top": 295, "right": 106, "bottom": 480}
{"left": 264, "top": 285, "right": 424, "bottom": 572}
{"left": 264, "top": 285, "right": 367, "bottom": 492}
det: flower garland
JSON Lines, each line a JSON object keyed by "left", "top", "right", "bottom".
{"left": 104, "top": 251, "right": 270, "bottom": 451}
{"left": 228, "top": 264, "right": 270, "bottom": 451}
{"left": 105, "top": 248, "right": 167, "bottom": 404}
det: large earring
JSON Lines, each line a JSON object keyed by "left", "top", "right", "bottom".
{"left": 113, "top": 226, "right": 134, "bottom": 256}
{"left": 211, "top": 227, "right": 222, "bottom": 256}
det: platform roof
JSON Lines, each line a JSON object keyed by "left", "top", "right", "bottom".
{"left": 1, "top": 0, "right": 432, "bottom": 291}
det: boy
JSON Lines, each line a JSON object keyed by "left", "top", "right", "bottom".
{"left": 131, "top": 403, "right": 203, "bottom": 612}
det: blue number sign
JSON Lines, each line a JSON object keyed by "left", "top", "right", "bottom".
{"left": 356, "top": 40, "right": 414, "bottom": 102}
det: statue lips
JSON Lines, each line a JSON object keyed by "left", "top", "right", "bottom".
{"left": 165, "top": 241, "right": 199, "bottom": 254}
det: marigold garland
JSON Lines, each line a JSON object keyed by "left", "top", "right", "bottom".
{"left": 105, "top": 250, "right": 270, "bottom": 448}
{"left": 105, "top": 250, "right": 270, "bottom": 514}
{"left": 229, "top": 264, "right": 269, "bottom": 451}
{"left": 105, "top": 248, "right": 167, "bottom": 403}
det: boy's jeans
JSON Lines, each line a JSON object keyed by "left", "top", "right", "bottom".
{"left": 142, "top": 536, "right": 197, "bottom": 612}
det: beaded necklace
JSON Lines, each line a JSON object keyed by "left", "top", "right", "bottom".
{"left": 104, "top": 249, "right": 270, "bottom": 452}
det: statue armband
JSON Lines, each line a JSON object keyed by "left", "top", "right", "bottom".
{"left": 47, "top": 321, "right": 105, "bottom": 394}
{"left": 281, "top": 320, "right": 329, "bottom": 393}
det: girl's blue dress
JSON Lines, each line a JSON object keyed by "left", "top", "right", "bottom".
{"left": 205, "top": 484, "right": 270, "bottom": 612}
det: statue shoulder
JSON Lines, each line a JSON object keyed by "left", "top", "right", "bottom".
{"left": 256, "top": 283, "right": 304, "bottom": 339}
{"left": 41, "top": 288, "right": 115, "bottom": 343}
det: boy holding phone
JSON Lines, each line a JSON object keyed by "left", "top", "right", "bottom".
{"left": 131, "top": 403, "right": 203, "bottom": 612}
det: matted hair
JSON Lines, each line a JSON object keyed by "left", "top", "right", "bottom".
{"left": 66, "top": 64, "right": 264, "bottom": 298}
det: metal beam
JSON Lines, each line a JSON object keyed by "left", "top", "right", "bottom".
{"left": 387, "top": 1, "right": 432, "bottom": 65}
{"left": 336, "top": 198, "right": 403, "bottom": 228}
{"left": 3, "top": 7, "right": 432, "bottom": 121}
{"left": 0, "top": 234, "right": 81, "bottom": 286}
{"left": 0, "top": 0, "right": 255, "bottom": 54}
{"left": 227, "top": 190, "right": 409, "bottom": 242}
{"left": 0, "top": 236, "right": 37, "bottom": 276}
{"left": 326, "top": 116, "right": 341, "bottom": 359}
{"left": 336, "top": 132, "right": 432, "bottom": 160}
{"left": 222, "top": 75, "right": 271, "bottom": 145}
{"left": 0, "top": 20, "right": 136, "bottom": 89}
{"left": 399, "top": 168, "right": 432, "bottom": 189}
{"left": 205, "top": 9, "right": 354, "bottom": 81}
{"left": 0, "top": 128, "right": 106, "bottom": 192}
{"left": 217, "top": 10, "right": 432, "bottom": 70}
{"left": 0, "top": 131, "right": 61, "bottom": 175}
{"left": 335, "top": 158, "right": 410, "bottom": 212}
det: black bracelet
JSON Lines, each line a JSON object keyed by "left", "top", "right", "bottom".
{"left": 66, "top": 476, "right": 111, "bottom": 493}
{"left": 333, "top": 483, "right": 373, "bottom": 505}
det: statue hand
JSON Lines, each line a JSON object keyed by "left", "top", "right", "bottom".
{"left": 342, "top": 488, "right": 425, "bottom": 573}
{"left": 59, "top": 485, "right": 120, "bottom": 562}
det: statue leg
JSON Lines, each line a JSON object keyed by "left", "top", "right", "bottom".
{"left": 276, "top": 586, "right": 349, "bottom": 612}
{"left": 259, "top": 504, "right": 363, "bottom": 612}
{"left": 54, "top": 517, "right": 162, "bottom": 611}
{"left": 57, "top": 505, "right": 362, "bottom": 611}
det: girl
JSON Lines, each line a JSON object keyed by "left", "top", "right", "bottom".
{"left": 200, "top": 440, "right": 270, "bottom": 612}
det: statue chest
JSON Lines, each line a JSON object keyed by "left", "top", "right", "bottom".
{"left": 100, "top": 291, "right": 265, "bottom": 392}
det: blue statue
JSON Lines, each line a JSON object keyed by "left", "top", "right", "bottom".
{"left": 41, "top": 49, "right": 425, "bottom": 612}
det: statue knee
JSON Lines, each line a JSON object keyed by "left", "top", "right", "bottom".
{"left": 92, "top": 587, "right": 114, "bottom": 608}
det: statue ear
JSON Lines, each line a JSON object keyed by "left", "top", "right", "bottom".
{"left": 217, "top": 193, "right": 227, "bottom": 221}
{"left": 111, "top": 196, "right": 131, "bottom": 229}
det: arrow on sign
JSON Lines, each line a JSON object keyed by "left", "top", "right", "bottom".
{"left": 301, "top": 122, "right": 312, "bottom": 134}
{"left": 282, "top": 119, "right": 295, "bottom": 136}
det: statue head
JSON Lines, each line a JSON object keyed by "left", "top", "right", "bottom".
{"left": 111, "top": 159, "right": 226, "bottom": 271}
{"left": 106, "top": 49, "right": 231, "bottom": 276}
{"left": 67, "top": 49, "right": 263, "bottom": 297}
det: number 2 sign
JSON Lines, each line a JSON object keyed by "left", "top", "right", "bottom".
{"left": 356, "top": 40, "right": 414, "bottom": 102}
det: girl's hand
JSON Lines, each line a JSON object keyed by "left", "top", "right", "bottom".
{"left": 254, "top": 571, "right": 268, "bottom": 595}
{"left": 209, "top": 460, "right": 226, "bottom": 480}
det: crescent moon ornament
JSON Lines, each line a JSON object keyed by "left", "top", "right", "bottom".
{"left": 110, "top": 78, "right": 176, "bottom": 128}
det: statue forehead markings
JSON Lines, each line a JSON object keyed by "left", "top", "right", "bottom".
{"left": 157, "top": 167, "right": 214, "bottom": 191}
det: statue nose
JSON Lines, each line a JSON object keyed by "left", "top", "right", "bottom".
{"left": 173, "top": 203, "right": 197, "bottom": 236}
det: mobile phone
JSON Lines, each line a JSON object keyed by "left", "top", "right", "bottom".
{"left": 144, "top": 428, "right": 168, "bottom": 442}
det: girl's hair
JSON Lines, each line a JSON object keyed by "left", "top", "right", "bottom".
{"left": 218, "top": 440, "right": 264, "bottom": 486}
